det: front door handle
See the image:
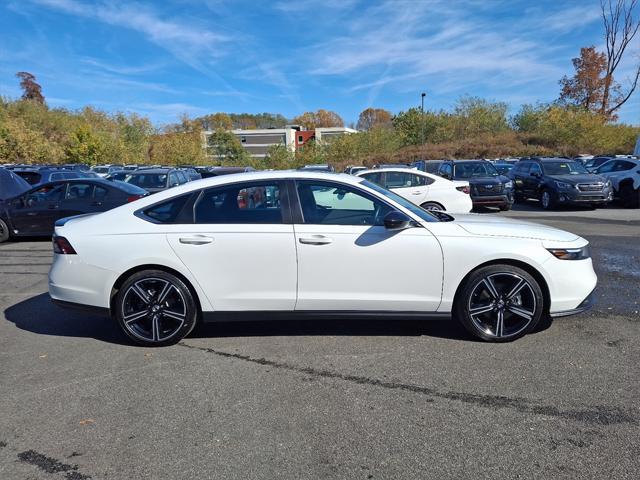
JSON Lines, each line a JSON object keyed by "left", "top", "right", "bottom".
{"left": 48, "top": 204, "right": 59, "bottom": 210}
{"left": 411, "top": 191, "right": 422, "bottom": 195}
{"left": 299, "top": 235, "right": 333, "bottom": 245}
{"left": 179, "top": 235, "right": 214, "bottom": 245}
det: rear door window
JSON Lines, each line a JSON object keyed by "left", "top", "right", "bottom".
{"left": 194, "top": 182, "right": 283, "bottom": 224}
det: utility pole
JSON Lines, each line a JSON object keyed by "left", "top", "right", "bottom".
{"left": 420, "top": 92, "right": 426, "bottom": 145}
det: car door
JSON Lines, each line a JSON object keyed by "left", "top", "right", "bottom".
{"left": 165, "top": 180, "right": 297, "bottom": 311}
{"left": 525, "top": 163, "right": 542, "bottom": 197}
{"left": 8, "top": 183, "right": 66, "bottom": 235}
{"left": 293, "top": 179, "right": 443, "bottom": 312}
{"left": 58, "top": 182, "right": 100, "bottom": 218}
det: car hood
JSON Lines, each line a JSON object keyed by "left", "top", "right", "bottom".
{"left": 547, "top": 174, "right": 606, "bottom": 184}
{"left": 452, "top": 214, "right": 580, "bottom": 242}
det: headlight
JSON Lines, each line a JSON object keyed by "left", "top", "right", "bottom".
{"left": 606, "top": 180, "right": 612, "bottom": 188}
{"left": 554, "top": 181, "right": 572, "bottom": 190}
{"left": 547, "top": 245, "right": 590, "bottom": 260}
{"left": 504, "top": 181, "right": 513, "bottom": 189}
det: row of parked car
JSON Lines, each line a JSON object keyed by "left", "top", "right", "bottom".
{"left": 345, "top": 154, "right": 640, "bottom": 210}
{"left": 0, "top": 163, "right": 258, "bottom": 243}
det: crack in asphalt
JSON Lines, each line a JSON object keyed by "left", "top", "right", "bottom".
{"left": 178, "top": 342, "right": 637, "bottom": 427}
{"left": 17, "top": 449, "right": 91, "bottom": 479}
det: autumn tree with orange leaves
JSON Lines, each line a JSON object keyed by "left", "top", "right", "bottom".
{"left": 293, "top": 109, "right": 344, "bottom": 129}
{"left": 356, "top": 108, "right": 393, "bottom": 131}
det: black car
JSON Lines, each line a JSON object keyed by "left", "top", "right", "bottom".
{"left": 437, "top": 160, "right": 514, "bottom": 210}
{"left": 12, "top": 167, "right": 92, "bottom": 186}
{"left": 120, "top": 168, "right": 190, "bottom": 193}
{"left": 494, "top": 163, "right": 515, "bottom": 176}
{"left": 412, "top": 159, "right": 445, "bottom": 174}
{"left": 0, "top": 179, "right": 147, "bottom": 243}
{"left": 508, "top": 157, "right": 613, "bottom": 210}
{"left": 198, "top": 166, "right": 255, "bottom": 178}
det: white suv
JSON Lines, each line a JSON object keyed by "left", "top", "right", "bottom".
{"left": 357, "top": 168, "right": 472, "bottom": 213}
{"left": 594, "top": 157, "right": 640, "bottom": 207}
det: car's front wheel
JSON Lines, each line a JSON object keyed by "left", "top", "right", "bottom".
{"left": 540, "top": 189, "right": 555, "bottom": 210}
{"left": 0, "top": 218, "right": 9, "bottom": 243}
{"left": 421, "top": 201, "right": 445, "bottom": 211}
{"left": 454, "top": 265, "right": 544, "bottom": 342}
{"left": 115, "top": 270, "right": 198, "bottom": 346}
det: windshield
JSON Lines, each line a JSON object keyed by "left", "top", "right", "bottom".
{"left": 92, "top": 167, "right": 108, "bottom": 173}
{"left": 360, "top": 179, "right": 440, "bottom": 223}
{"left": 542, "top": 161, "right": 588, "bottom": 175}
{"left": 125, "top": 173, "right": 167, "bottom": 188}
{"left": 453, "top": 162, "right": 498, "bottom": 178}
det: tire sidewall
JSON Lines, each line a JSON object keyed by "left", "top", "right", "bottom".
{"left": 454, "top": 264, "right": 545, "bottom": 342}
{"left": 115, "top": 270, "right": 198, "bottom": 347}
{"left": 0, "top": 218, "right": 9, "bottom": 243}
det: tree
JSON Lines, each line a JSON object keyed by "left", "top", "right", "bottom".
{"left": 293, "top": 109, "right": 344, "bottom": 129}
{"left": 65, "top": 124, "right": 105, "bottom": 164}
{"left": 199, "top": 112, "right": 233, "bottom": 131}
{"left": 559, "top": 47, "right": 608, "bottom": 111}
{"left": 15, "top": 72, "right": 45, "bottom": 104}
{"left": 599, "top": 0, "right": 640, "bottom": 118}
{"left": 453, "top": 96, "right": 509, "bottom": 137}
{"left": 206, "top": 128, "right": 250, "bottom": 164}
{"left": 356, "top": 108, "right": 392, "bottom": 131}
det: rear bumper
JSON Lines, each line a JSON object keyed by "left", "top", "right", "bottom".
{"left": 550, "top": 289, "right": 596, "bottom": 318}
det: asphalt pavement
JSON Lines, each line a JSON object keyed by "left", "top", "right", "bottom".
{"left": 0, "top": 202, "right": 638, "bottom": 479}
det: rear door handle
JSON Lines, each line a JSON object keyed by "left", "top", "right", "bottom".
{"left": 299, "top": 235, "right": 333, "bottom": 245}
{"left": 179, "top": 235, "right": 214, "bottom": 245}
{"left": 48, "top": 204, "right": 59, "bottom": 210}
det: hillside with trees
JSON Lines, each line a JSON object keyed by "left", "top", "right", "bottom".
{"left": 1, "top": 0, "right": 638, "bottom": 170}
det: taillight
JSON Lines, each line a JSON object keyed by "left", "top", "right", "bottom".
{"left": 456, "top": 186, "right": 470, "bottom": 194}
{"left": 127, "top": 195, "right": 143, "bottom": 203}
{"left": 53, "top": 236, "right": 77, "bottom": 254}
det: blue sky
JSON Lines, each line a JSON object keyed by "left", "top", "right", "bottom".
{"left": 0, "top": 0, "right": 638, "bottom": 126}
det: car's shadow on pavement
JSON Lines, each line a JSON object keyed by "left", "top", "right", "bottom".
{"left": 4, "top": 293, "right": 131, "bottom": 345}
{"left": 4, "top": 293, "right": 486, "bottom": 344}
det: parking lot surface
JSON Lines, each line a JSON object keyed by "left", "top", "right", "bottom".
{"left": 1, "top": 204, "right": 638, "bottom": 479}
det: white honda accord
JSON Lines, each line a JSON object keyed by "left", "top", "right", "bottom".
{"left": 48, "top": 171, "right": 596, "bottom": 346}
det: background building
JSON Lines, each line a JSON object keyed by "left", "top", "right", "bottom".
{"left": 204, "top": 126, "right": 357, "bottom": 159}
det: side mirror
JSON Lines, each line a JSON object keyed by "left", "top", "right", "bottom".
{"left": 383, "top": 211, "right": 412, "bottom": 230}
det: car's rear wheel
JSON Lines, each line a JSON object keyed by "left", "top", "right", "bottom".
{"left": 454, "top": 265, "right": 544, "bottom": 342}
{"left": 540, "top": 189, "right": 555, "bottom": 210}
{"left": 115, "top": 270, "right": 198, "bottom": 346}
{"left": 421, "top": 201, "right": 445, "bottom": 211}
{"left": 0, "top": 218, "right": 10, "bottom": 243}
{"left": 499, "top": 202, "right": 512, "bottom": 211}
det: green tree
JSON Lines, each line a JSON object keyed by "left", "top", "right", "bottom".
{"left": 65, "top": 124, "right": 105, "bottom": 164}
{"left": 207, "top": 128, "right": 250, "bottom": 164}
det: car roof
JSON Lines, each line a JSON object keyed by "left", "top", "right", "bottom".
{"left": 128, "top": 168, "right": 173, "bottom": 174}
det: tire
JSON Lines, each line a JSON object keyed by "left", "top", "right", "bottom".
{"left": 454, "top": 264, "right": 544, "bottom": 342}
{"left": 513, "top": 192, "right": 524, "bottom": 204}
{"left": 619, "top": 182, "right": 640, "bottom": 208}
{"left": 421, "top": 202, "right": 445, "bottom": 211}
{"left": 0, "top": 218, "right": 9, "bottom": 243}
{"left": 540, "top": 189, "right": 555, "bottom": 210}
{"left": 499, "top": 203, "right": 512, "bottom": 211}
{"left": 115, "top": 270, "right": 199, "bottom": 347}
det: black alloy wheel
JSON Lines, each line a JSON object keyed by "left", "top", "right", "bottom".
{"left": 455, "top": 265, "right": 544, "bottom": 342}
{"left": 115, "top": 270, "right": 198, "bottom": 346}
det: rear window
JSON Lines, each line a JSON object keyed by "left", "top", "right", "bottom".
{"left": 126, "top": 173, "right": 167, "bottom": 189}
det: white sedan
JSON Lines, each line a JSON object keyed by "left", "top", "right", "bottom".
{"left": 356, "top": 168, "right": 472, "bottom": 213}
{"left": 49, "top": 171, "right": 596, "bottom": 346}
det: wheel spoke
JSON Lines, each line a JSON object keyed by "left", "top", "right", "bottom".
{"left": 152, "top": 316, "right": 160, "bottom": 342}
{"left": 131, "top": 283, "right": 151, "bottom": 304}
{"left": 124, "top": 310, "right": 148, "bottom": 324}
{"left": 495, "top": 309, "right": 504, "bottom": 337}
{"left": 162, "top": 310, "right": 185, "bottom": 322}
{"left": 507, "top": 305, "right": 534, "bottom": 320}
{"left": 469, "top": 304, "right": 494, "bottom": 316}
{"left": 483, "top": 277, "right": 500, "bottom": 299}
{"left": 156, "top": 281, "right": 172, "bottom": 304}
{"left": 506, "top": 279, "right": 526, "bottom": 300}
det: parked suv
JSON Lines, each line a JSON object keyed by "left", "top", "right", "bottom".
{"left": 436, "top": 160, "right": 513, "bottom": 210}
{"left": 411, "top": 159, "right": 445, "bottom": 174}
{"left": 509, "top": 157, "right": 613, "bottom": 210}
{"left": 12, "top": 167, "right": 91, "bottom": 186}
{"left": 594, "top": 157, "right": 640, "bottom": 208}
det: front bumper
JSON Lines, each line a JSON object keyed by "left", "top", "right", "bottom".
{"left": 556, "top": 188, "right": 613, "bottom": 205}
{"left": 550, "top": 289, "right": 596, "bottom": 318}
{"left": 471, "top": 193, "right": 513, "bottom": 206}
